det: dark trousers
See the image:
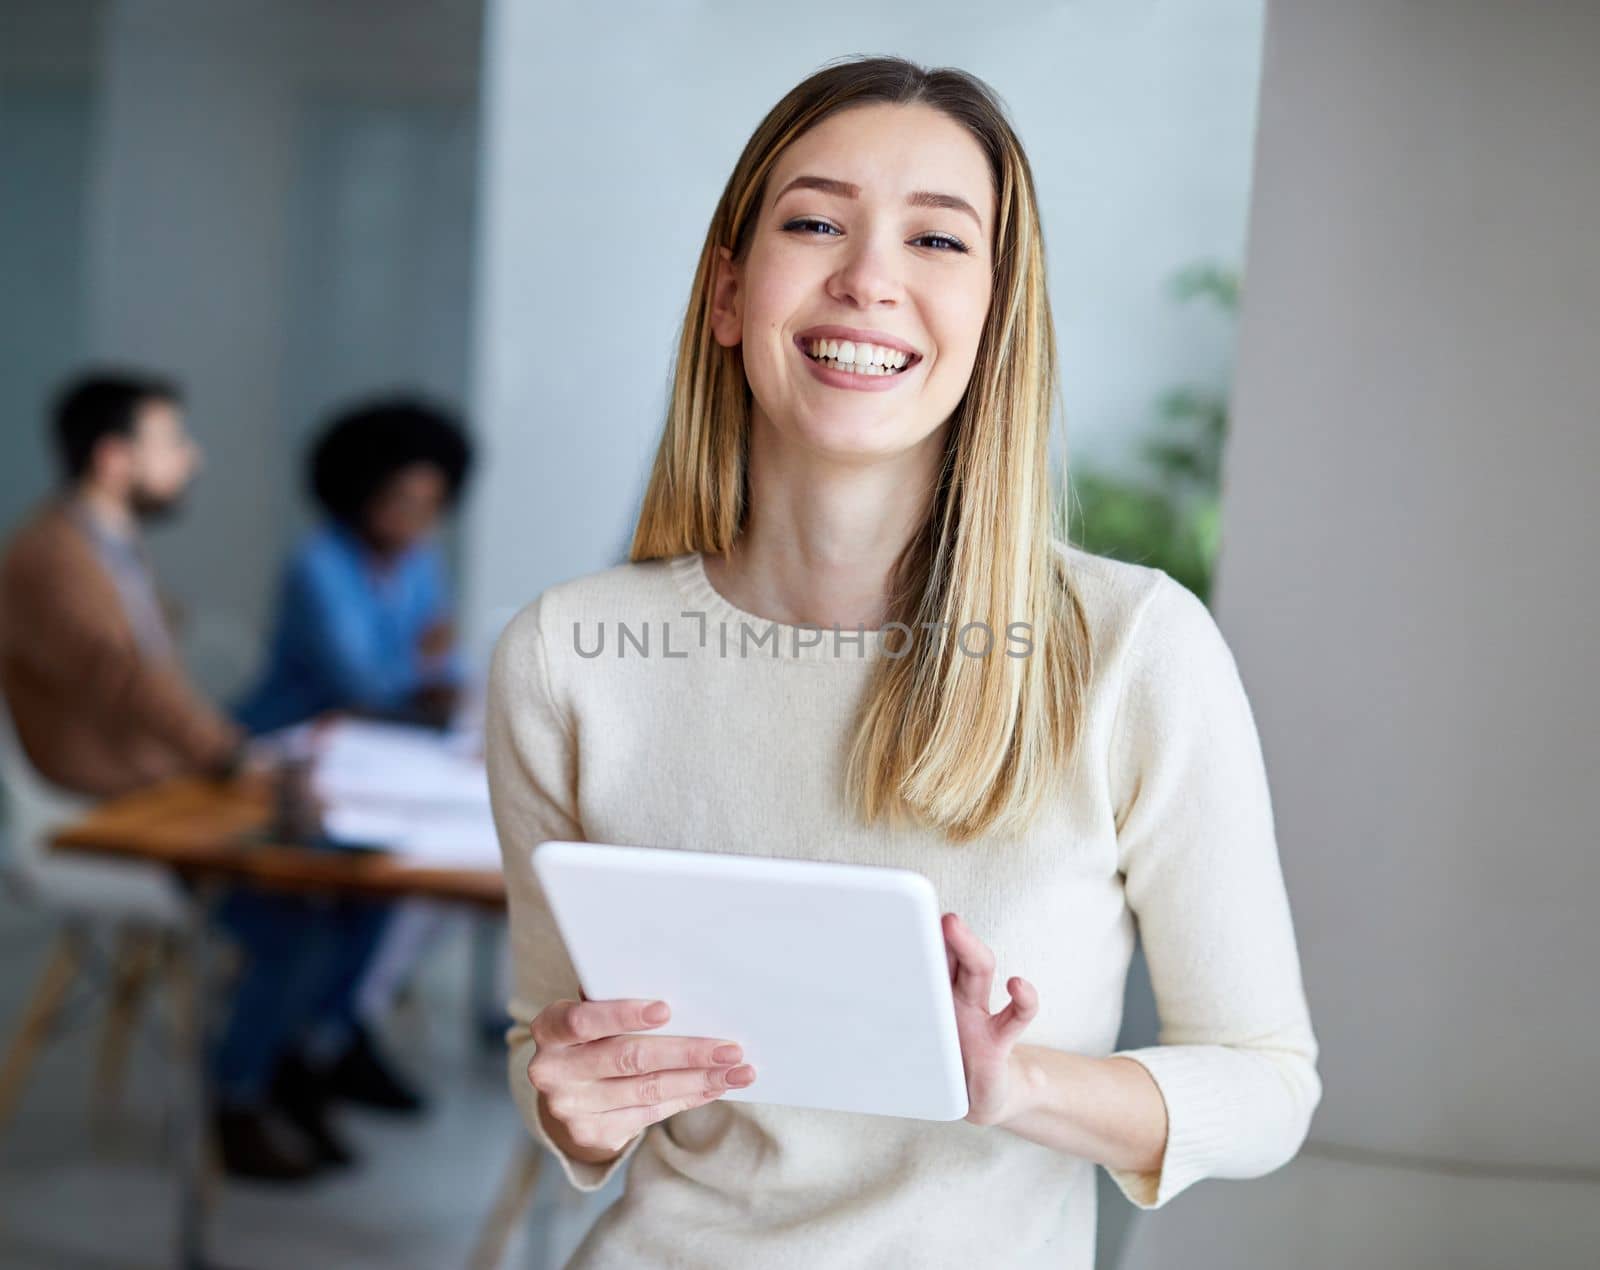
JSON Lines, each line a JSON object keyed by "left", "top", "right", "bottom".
{"left": 207, "top": 887, "right": 389, "bottom": 1105}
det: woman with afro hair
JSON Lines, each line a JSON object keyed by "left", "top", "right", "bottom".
{"left": 235, "top": 395, "right": 474, "bottom": 734}
{"left": 228, "top": 395, "right": 478, "bottom": 1142}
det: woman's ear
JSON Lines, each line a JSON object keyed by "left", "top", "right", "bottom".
{"left": 709, "top": 245, "right": 742, "bottom": 348}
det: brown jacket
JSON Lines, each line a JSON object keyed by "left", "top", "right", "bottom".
{"left": 0, "top": 497, "right": 241, "bottom": 798}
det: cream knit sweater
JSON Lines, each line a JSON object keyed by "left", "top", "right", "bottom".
{"left": 485, "top": 542, "right": 1320, "bottom": 1269}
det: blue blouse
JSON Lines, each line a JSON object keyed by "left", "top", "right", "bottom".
{"left": 234, "top": 522, "right": 460, "bottom": 734}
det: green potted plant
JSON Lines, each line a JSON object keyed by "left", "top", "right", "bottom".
{"left": 1064, "top": 262, "right": 1238, "bottom": 606}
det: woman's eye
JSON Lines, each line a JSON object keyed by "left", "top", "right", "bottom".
{"left": 782, "top": 218, "right": 970, "bottom": 255}
{"left": 912, "top": 233, "right": 970, "bottom": 254}
{"left": 784, "top": 217, "right": 840, "bottom": 237}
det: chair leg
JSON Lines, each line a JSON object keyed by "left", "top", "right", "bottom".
{"left": 160, "top": 932, "right": 225, "bottom": 1212}
{"left": 0, "top": 925, "right": 86, "bottom": 1139}
{"left": 467, "top": 1140, "right": 545, "bottom": 1270}
{"left": 93, "top": 925, "right": 158, "bottom": 1141}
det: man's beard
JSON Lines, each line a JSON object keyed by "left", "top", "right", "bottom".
{"left": 129, "top": 487, "right": 186, "bottom": 525}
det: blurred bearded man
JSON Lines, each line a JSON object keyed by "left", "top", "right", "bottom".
{"left": 0, "top": 370, "right": 244, "bottom": 794}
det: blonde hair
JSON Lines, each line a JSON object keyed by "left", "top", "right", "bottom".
{"left": 631, "top": 55, "right": 1093, "bottom": 843}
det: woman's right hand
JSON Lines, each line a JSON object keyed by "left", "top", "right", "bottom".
{"left": 527, "top": 997, "right": 756, "bottom": 1162}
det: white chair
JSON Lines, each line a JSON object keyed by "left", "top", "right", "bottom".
{"left": 0, "top": 694, "right": 196, "bottom": 1137}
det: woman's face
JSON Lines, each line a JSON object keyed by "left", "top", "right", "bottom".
{"left": 711, "top": 102, "right": 995, "bottom": 463}
{"left": 363, "top": 461, "right": 448, "bottom": 555}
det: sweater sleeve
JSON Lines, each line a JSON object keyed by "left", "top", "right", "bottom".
{"left": 484, "top": 596, "right": 647, "bottom": 1193}
{"left": 1102, "top": 571, "right": 1322, "bottom": 1210}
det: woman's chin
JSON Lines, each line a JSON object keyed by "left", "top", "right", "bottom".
{"left": 760, "top": 407, "right": 940, "bottom": 464}
{"left": 790, "top": 424, "right": 928, "bottom": 465}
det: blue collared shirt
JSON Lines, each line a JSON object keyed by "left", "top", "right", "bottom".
{"left": 233, "top": 522, "right": 460, "bottom": 734}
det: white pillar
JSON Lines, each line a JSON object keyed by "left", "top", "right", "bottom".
{"left": 1120, "top": 2, "right": 1600, "bottom": 1266}
{"left": 458, "top": 0, "right": 657, "bottom": 664}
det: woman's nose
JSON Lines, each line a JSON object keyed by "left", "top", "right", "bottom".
{"left": 827, "top": 234, "right": 903, "bottom": 309}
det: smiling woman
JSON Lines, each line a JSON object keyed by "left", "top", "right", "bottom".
{"left": 708, "top": 102, "right": 999, "bottom": 474}
{"left": 486, "top": 54, "right": 1319, "bottom": 1270}
{"left": 641, "top": 74, "right": 1086, "bottom": 845}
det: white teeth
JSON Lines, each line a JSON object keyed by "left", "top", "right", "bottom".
{"left": 803, "top": 336, "right": 915, "bottom": 376}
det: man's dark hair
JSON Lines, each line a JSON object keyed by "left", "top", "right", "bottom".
{"left": 307, "top": 395, "right": 474, "bottom": 527}
{"left": 51, "top": 370, "right": 184, "bottom": 483}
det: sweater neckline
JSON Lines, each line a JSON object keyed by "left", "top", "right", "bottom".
{"left": 666, "top": 552, "right": 884, "bottom": 663}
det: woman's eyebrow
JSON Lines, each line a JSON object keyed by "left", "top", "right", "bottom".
{"left": 774, "top": 174, "right": 983, "bottom": 230}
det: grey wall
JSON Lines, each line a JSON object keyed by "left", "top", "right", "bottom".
{"left": 0, "top": 3, "right": 104, "bottom": 537}
{"left": 3, "top": 0, "right": 483, "bottom": 700}
{"left": 1120, "top": 2, "right": 1600, "bottom": 1267}
{"left": 84, "top": 0, "right": 300, "bottom": 693}
{"left": 461, "top": 0, "right": 1266, "bottom": 655}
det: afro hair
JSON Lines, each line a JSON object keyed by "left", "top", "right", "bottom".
{"left": 307, "top": 395, "right": 473, "bottom": 527}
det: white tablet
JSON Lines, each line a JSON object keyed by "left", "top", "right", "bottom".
{"left": 531, "top": 840, "right": 969, "bottom": 1122}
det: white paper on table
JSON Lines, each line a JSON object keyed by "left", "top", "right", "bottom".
{"left": 301, "top": 718, "right": 502, "bottom": 870}
{"left": 321, "top": 803, "right": 503, "bottom": 870}
{"left": 310, "top": 717, "right": 490, "bottom": 813}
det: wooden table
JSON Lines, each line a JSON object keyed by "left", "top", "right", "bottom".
{"left": 53, "top": 772, "right": 506, "bottom": 908}
{"left": 50, "top": 772, "right": 507, "bottom": 1269}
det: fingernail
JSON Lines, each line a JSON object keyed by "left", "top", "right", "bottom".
{"left": 727, "top": 1065, "right": 755, "bottom": 1085}
{"left": 712, "top": 1044, "right": 742, "bottom": 1064}
{"left": 643, "top": 1001, "right": 669, "bottom": 1023}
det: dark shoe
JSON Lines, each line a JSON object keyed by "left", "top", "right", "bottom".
{"left": 325, "top": 1026, "right": 426, "bottom": 1115}
{"left": 271, "top": 1054, "right": 358, "bottom": 1169}
{"left": 214, "top": 1104, "right": 319, "bottom": 1182}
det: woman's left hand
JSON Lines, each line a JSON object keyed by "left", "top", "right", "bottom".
{"left": 942, "top": 911, "right": 1040, "bottom": 1127}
